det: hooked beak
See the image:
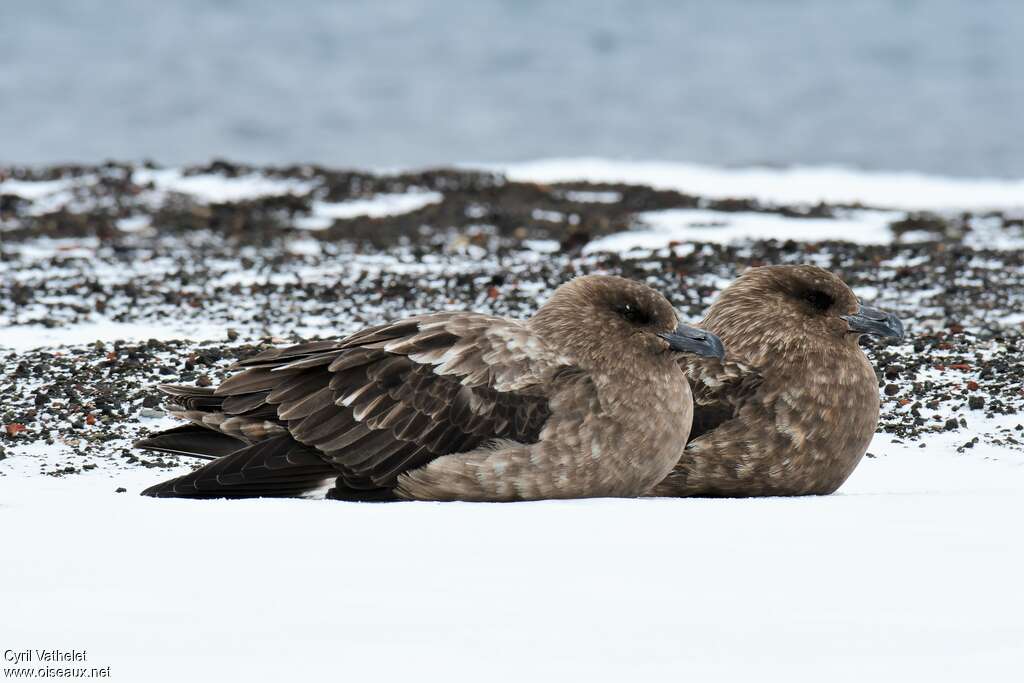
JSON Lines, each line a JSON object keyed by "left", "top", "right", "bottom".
{"left": 841, "top": 303, "right": 904, "bottom": 340}
{"left": 658, "top": 322, "right": 725, "bottom": 360}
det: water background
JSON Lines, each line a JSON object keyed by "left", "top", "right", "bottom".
{"left": 2, "top": 0, "right": 1022, "bottom": 177}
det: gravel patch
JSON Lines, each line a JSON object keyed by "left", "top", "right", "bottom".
{"left": 2, "top": 162, "right": 1023, "bottom": 478}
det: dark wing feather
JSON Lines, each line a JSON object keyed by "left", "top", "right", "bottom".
{"left": 682, "top": 356, "right": 762, "bottom": 408}
{"left": 688, "top": 403, "right": 736, "bottom": 442}
{"left": 134, "top": 424, "right": 246, "bottom": 460}
{"left": 138, "top": 313, "right": 564, "bottom": 499}
{"left": 140, "top": 435, "right": 339, "bottom": 499}
{"left": 230, "top": 340, "right": 345, "bottom": 369}
{"left": 221, "top": 391, "right": 272, "bottom": 415}
{"left": 680, "top": 356, "right": 763, "bottom": 444}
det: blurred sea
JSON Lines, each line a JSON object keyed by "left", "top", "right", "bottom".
{"left": 2, "top": 0, "right": 1022, "bottom": 177}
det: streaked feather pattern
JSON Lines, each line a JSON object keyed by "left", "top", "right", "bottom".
{"left": 139, "top": 313, "right": 558, "bottom": 499}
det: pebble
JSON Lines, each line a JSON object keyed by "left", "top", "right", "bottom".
{"left": 3, "top": 161, "right": 1024, "bottom": 478}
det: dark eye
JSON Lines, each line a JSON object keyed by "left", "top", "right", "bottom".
{"left": 616, "top": 303, "right": 653, "bottom": 326}
{"left": 803, "top": 289, "right": 834, "bottom": 311}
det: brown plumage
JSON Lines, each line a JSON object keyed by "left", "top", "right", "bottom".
{"left": 137, "top": 275, "right": 725, "bottom": 502}
{"left": 651, "top": 264, "right": 904, "bottom": 497}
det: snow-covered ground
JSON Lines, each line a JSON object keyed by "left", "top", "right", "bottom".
{"left": 2, "top": 433, "right": 1021, "bottom": 682}
{"left": 494, "top": 158, "right": 1024, "bottom": 211}
{"left": 2, "top": 159, "right": 1023, "bottom": 681}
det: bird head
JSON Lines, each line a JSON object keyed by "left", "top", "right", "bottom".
{"left": 703, "top": 265, "right": 903, "bottom": 363}
{"left": 530, "top": 275, "right": 724, "bottom": 371}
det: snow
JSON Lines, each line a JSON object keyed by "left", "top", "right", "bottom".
{"left": 312, "top": 192, "right": 443, "bottom": 219}
{"left": 561, "top": 189, "right": 623, "bottom": 203}
{"left": 493, "top": 158, "right": 1024, "bottom": 211}
{"left": 131, "top": 168, "right": 315, "bottom": 203}
{"left": 494, "top": 158, "right": 1024, "bottom": 252}
{"left": 584, "top": 208, "right": 900, "bottom": 252}
{"left": 531, "top": 208, "right": 568, "bottom": 222}
{"left": 0, "top": 319, "right": 230, "bottom": 352}
{"left": 7, "top": 161, "right": 1023, "bottom": 250}
{"left": 115, "top": 215, "right": 152, "bottom": 233}
{"left": 1, "top": 436, "right": 1021, "bottom": 682}
{"left": 523, "top": 239, "right": 561, "bottom": 253}
{"left": 964, "top": 214, "right": 1024, "bottom": 250}
{"left": 0, "top": 169, "right": 316, "bottom": 219}
{"left": 294, "top": 192, "right": 444, "bottom": 230}
{"left": 3, "top": 236, "right": 101, "bottom": 262}
{"left": 0, "top": 177, "right": 76, "bottom": 200}
{"left": 0, "top": 177, "right": 82, "bottom": 216}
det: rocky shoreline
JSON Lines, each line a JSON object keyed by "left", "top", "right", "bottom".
{"left": 2, "top": 161, "right": 1023, "bottom": 482}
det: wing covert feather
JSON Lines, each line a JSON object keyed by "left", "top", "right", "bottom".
{"left": 202, "top": 313, "right": 563, "bottom": 490}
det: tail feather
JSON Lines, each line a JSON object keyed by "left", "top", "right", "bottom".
{"left": 157, "top": 384, "right": 224, "bottom": 410}
{"left": 141, "top": 435, "right": 340, "bottom": 499}
{"left": 134, "top": 424, "right": 246, "bottom": 460}
{"left": 326, "top": 485, "right": 399, "bottom": 502}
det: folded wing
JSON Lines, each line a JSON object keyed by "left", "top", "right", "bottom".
{"left": 139, "top": 312, "right": 561, "bottom": 498}
{"left": 679, "top": 355, "right": 762, "bottom": 441}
